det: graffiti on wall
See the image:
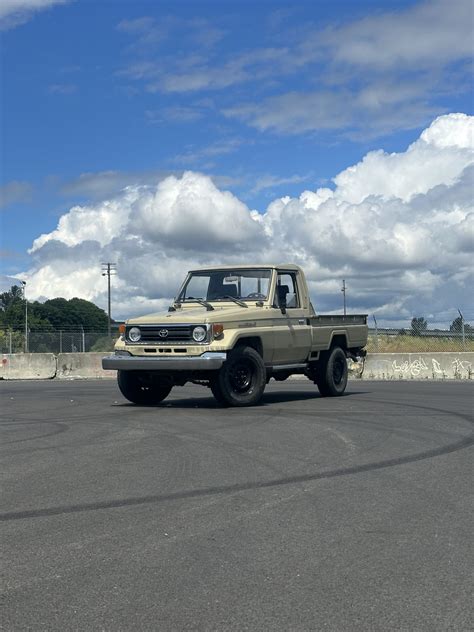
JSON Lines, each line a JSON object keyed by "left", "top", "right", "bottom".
{"left": 365, "top": 354, "right": 473, "bottom": 379}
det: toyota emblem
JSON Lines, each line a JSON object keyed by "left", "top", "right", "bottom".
{"left": 158, "top": 329, "right": 169, "bottom": 338}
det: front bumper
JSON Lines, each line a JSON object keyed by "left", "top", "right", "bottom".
{"left": 102, "top": 351, "right": 226, "bottom": 372}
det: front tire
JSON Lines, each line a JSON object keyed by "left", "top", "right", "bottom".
{"left": 215, "top": 346, "right": 266, "bottom": 407}
{"left": 209, "top": 379, "right": 229, "bottom": 406}
{"left": 117, "top": 371, "right": 172, "bottom": 405}
{"left": 315, "top": 347, "right": 348, "bottom": 397}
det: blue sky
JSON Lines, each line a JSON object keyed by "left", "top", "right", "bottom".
{"left": 1, "top": 0, "right": 473, "bottom": 324}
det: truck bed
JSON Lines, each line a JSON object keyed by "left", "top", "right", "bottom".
{"left": 309, "top": 314, "right": 368, "bottom": 326}
{"left": 309, "top": 314, "right": 368, "bottom": 351}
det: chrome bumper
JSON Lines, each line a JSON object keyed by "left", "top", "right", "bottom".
{"left": 102, "top": 351, "right": 226, "bottom": 372}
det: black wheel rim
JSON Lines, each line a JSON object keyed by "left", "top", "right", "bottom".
{"left": 229, "top": 359, "right": 254, "bottom": 393}
{"left": 137, "top": 374, "right": 153, "bottom": 391}
{"left": 333, "top": 358, "right": 345, "bottom": 384}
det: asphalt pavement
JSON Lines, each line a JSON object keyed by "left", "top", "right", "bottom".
{"left": 1, "top": 379, "right": 473, "bottom": 631}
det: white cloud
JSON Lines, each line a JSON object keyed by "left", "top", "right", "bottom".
{"left": 319, "top": 0, "right": 473, "bottom": 70}
{"left": 116, "top": 15, "right": 225, "bottom": 61}
{"left": 59, "top": 169, "right": 241, "bottom": 201}
{"left": 334, "top": 113, "right": 474, "bottom": 203}
{"left": 60, "top": 169, "right": 180, "bottom": 199}
{"left": 171, "top": 138, "right": 245, "bottom": 166}
{"left": 420, "top": 112, "right": 474, "bottom": 149}
{"left": 223, "top": 84, "right": 443, "bottom": 138}
{"left": 120, "top": 1, "right": 473, "bottom": 93}
{"left": 132, "top": 172, "right": 261, "bottom": 251}
{"left": 251, "top": 174, "right": 312, "bottom": 195}
{"left": 0, "top": 0, "right": 68, "bottom": 30}
{"left": 21, "top": 114, "right": 474, "bottom": 325}
{"left": 30, "top": 188, "right": 139, "bottom": 251}
{"left": 117, "top": 1, "right": 472, "bottom": 141}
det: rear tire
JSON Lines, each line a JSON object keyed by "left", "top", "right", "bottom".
{"left": 315, "top": 347, "right": 348, "bottom": 397}
{"left": 215, "top": 346, "right": 266, "bottom": 407}
{"left": 117, "top": 371, "right": 172, "bottom": 405}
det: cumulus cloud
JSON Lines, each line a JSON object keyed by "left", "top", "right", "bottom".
{"left": 333, "top": 113, "right": 474, "bottom": 203}
{"left": 21, "top": 114, "right": 474, "bottom": 326}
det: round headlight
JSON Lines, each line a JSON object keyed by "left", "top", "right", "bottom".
{"left": 192, "top": 326, "right": 207, "bottom": 342}
{"left": 128, "top": 327, "right": 141, "bottom": 342}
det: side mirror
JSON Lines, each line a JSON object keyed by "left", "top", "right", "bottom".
{"left": 279, "top": 294, "right": 287, "bottom": 314}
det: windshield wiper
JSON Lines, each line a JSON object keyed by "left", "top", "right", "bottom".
{"left": 182, "top": 297, "right": 214, "bottom": 311}
{"left": 216, "top": 295, "right": 248, "bottom": 308}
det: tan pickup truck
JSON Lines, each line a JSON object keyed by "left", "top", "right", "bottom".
{"left": 103, "top": 264, "right": 368, "bottom": 406}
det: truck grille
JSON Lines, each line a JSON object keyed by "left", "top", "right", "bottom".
{"left": 126, "top": 324, "right": 206, "bottom": 344}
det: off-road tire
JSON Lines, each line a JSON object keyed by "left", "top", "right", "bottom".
{"left": 117, "top": 370, "right": 172, "bottom": 405}
{"left": 209, "top": 379, "right": 229, "bottom": 406}
{"left": 215, "top": 346, "right": 266, "bottom": 407}
{"left": 315, "top": 346, "right": 348, "bottom": 397}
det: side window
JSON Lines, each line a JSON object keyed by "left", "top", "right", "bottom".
{"left": 275, "top": 272, "right": 299, "bottom": 309}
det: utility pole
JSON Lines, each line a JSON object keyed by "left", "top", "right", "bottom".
{"left": 341, "top": 279, "right": 347, "bottom": 316}
{"left": 20, "top": 280, "right": 28, "bottom": 353}
{"left": 373, "top": 315, "right": 378, "bottom": 352}
{"left": 458, "top": 308, "right": 465, "bottom": 350}
{"left": 101, "top": 263, "right": 117, "bottom": 340}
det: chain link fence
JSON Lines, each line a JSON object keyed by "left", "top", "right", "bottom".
{"left": 367, "top": 328, "right": 474, "bottom": 353}
{"left": 2, "top": 324, "right": 473, "bottom": 354}
{"left": 0, "top": 328, "right": 118, "bottom": 354}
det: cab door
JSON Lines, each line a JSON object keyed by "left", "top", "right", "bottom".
{"left": 271, "top": 270, "right": 311, "bottom": 364}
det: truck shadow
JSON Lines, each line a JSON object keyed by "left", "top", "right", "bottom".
{"left": 118, "top": 389, "right": 364, "bottom": 409}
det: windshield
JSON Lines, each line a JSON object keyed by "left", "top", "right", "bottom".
{"left": 178, "top": 269, "right": 272, "bottom": 302}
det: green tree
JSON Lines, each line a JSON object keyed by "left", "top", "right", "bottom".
{"left": 450, "top": 316, "right": 463, "bottom": 333}
{"left": 411, "top": 317, "right": 428, "bottom": 336}
{"left": 68, "top": 298, "right": 109, "bottom": 330}
{"left": 450, "top": 316, "right": 473, "bottom": 334}
{"left": 0, "top": 286, "right": 109, "bottom": 332}
{"left": 0, "top": 284, "right": 23, "bottom": 311}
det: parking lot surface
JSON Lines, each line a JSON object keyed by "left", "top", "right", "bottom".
{"left": 1, "top": 379, "right": 473, "bottom": 631}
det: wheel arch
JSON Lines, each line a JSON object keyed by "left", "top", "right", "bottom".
{"left": 329, "top": 332, "right": 348, "bottom": 352}
{"left": 232, "top": 335, "right": 263, "bottom": 357}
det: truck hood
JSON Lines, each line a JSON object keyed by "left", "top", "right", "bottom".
{"left": 127, "top": 304, "right": 269, "bottom": 325}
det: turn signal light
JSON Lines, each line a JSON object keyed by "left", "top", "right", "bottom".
{"left": 212, "top": 323, "right": 224, "bottom": 338}
{"left": 119, "top": 324, "right": 126, "bottom": 335}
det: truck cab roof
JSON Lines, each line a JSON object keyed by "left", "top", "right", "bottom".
{"left": 189, "top": 263, "right": 303, "bottom": 273}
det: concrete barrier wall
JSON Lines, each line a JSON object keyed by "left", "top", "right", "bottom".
{"left": 361, "top": 352, "right": 474, "bottom": 380}
{"left": 0, "top": 353, "right": 57, "bottom": 380}
{"left": 56, "top": 353, "right": 114, "bottom": 379}
{"left": 1, "top": 352, "right": 473, "bottom": 380}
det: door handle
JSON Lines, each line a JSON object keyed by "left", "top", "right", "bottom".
{"left": 298, "top": 319, "right": 305, "bottom": 325}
